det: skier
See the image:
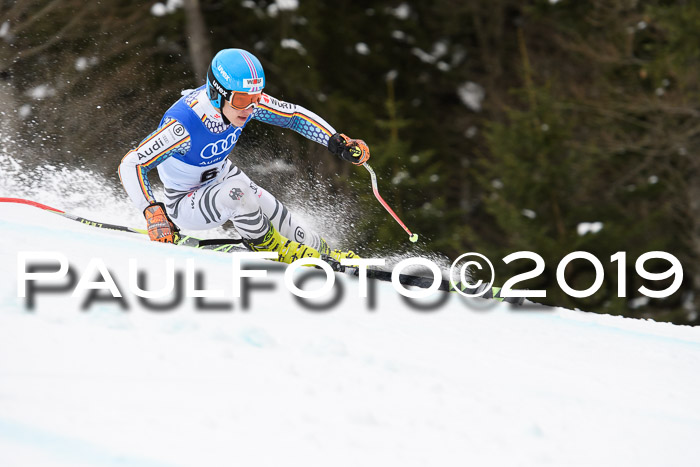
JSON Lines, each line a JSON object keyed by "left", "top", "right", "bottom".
{"left": 118, "top": 48, "right": 369, "bottom": 263}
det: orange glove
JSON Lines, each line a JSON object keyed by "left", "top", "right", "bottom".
{"left": 328, "top": 133, "right": 370, "bottom": 165}
{"left": 144, "top": 202, "right": 180, "bottom": 243}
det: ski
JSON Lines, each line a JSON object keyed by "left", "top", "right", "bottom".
{"left": 186, "top": 237, "right": 519, "bottom": 303}
{"left": 0, "top": 197, "right": 523, "bottom": 304}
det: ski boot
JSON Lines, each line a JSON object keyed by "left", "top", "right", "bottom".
{"left": 329, "top": 249, "right": 359, "bottom": 261}
{"left": 317, "top": 238, "right": 360, "bottom": 271}
{"left": 249, "top": 224, "right": 320, "bottom": 264}
{"left": 317, "top": 238, "right": 359, "bottom": 261}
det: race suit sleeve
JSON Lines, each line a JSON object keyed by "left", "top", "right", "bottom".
{"left": 251, "top": 93, "right": 337, "bottom": 146}
{"left": 118, "top": 118, "right": 191, "bottom": 212}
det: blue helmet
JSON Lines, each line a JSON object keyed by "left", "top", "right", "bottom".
{"left": 206, "top": 49, "right": 265, "bottom": 109}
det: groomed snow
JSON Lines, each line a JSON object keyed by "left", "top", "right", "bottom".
{"left": 1, "top": 201, "right": 700, "bottom": 467}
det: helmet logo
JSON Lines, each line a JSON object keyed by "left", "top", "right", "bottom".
{"left": 243, "top": 78, "right": 263, "bottom": 89}
{"left": 209, "top": 77, "right": 230, "bottom": 100}
{"left": 217, "top": 63, "right": 231, "bottom": 82}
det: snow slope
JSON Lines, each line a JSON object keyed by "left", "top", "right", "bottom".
{"left": 2, "top": 201, "right": 700, "bottom": 467}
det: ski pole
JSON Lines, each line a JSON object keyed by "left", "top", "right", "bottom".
{"left": 0, "top": 197, "right": 147, "bottom": 234}
{"left": 362, "top": 163, "right": 418, "bottom": 243}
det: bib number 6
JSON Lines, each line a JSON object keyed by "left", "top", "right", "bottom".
{"left": 200, "top": 168, "right": 219, "bottom": 183}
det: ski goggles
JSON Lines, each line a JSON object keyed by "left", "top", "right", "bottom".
{"left": 227, "top": 91, "right": 263, "bottom": 110}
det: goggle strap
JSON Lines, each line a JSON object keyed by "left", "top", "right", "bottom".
{"left": 207, "top": 65, "right": 232, "bottom": 102}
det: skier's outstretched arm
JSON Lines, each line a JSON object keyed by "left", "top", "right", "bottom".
{"left": 252, "top": 94, "right": 370, "bottom": 165}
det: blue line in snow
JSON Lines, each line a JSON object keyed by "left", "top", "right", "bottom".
{"left": 0, "top": 418, "right": 179, "bottom": 467}
{"left": 527, "top": 310, "right": 700, "bottom": 347}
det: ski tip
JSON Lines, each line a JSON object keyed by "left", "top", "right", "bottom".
{"left": 0, "top": 197, "right": 65, "bottom": 214}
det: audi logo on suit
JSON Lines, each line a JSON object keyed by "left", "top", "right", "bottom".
{"left": 200, "top": 128, "right": 242, "bottom": 159}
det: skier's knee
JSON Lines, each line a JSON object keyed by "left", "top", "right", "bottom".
{"left": 217, "top": 178, "right": 259, "bottom": 212}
